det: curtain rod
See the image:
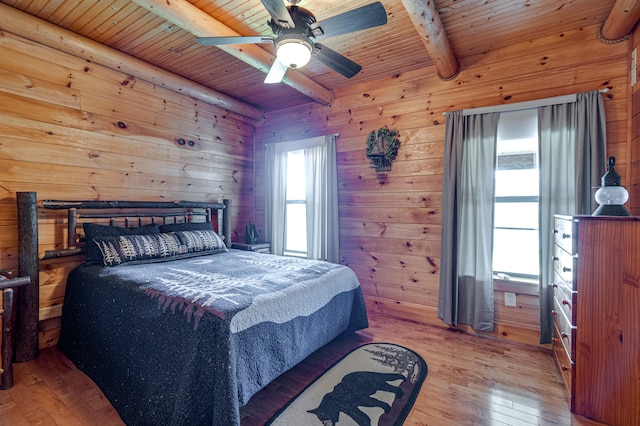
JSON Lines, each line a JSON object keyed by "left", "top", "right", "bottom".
{"left": 264, "top": 133, "right": 339, "bottom": 147}
{"left": 443, "top": 88, "right": 609, "bottom": 116}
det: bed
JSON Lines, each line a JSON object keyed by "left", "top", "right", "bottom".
{"left": 17, "top": 194, "right": 368, "bottom": 425}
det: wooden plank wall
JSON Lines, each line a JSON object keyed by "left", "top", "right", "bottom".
{"left": 631, "top": 26, "right": 640, "bottom": 216}
{"left": 0, "top": 29, "right": 255, "bottom": 348}
{"left": 255, "top": 24, "right": 630, "bottom": 346}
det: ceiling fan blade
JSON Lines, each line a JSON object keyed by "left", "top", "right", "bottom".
{"left": 313, "top": 43, "right": 362, "bottom": 78}
{"left": 310, "top": 2, "right": 387, "bottom": 40}
{"left": 197, "top": 36, "right": 273, "bottom": 46}
{"left": 261, "top": 0, "right": 295, "bottom": 29}
{"left": 264, "top": 58, "right": 288, "bottom": 84}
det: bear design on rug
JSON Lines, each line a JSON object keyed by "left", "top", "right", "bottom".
{"left": 307, "top": 371, "right": 406, "bottom": 425}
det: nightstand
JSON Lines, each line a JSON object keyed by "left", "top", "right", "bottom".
{"left": 231, "top": 242, "right": 271, "bottom": 253}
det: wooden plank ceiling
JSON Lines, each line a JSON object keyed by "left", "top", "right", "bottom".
{"left": 0, "top": 0, "right": 631, "bottom": 114}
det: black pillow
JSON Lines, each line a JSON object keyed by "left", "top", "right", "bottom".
{"left": 83, "top": 222, "right": 161, "bottom": 263}
{"left": 94, "top": 230, "right": 228, "bottom": 267}
{"left": 174, "top": 230, "right": 227, "bottom": 254}
{"left": 159, "top": 222, "right": 214, "bottom": 232}
{"left": 93, "top": 233, "right": 183, "bottom": 266}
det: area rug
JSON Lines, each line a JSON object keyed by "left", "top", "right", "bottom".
{"left": 266, "top": 342, "right": 427, "bottom": 426}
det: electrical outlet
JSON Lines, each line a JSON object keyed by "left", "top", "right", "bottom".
{"left": 504, "top": 292, "right": 517, "bottom": 307}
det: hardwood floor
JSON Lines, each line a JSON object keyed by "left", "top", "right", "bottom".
{"left": 0, "top": 313, "right": 604, "bottom": 426}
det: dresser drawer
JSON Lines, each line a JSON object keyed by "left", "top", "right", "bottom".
{"left": 552, "top": 321, "right": 575, "bottom": 410}
{"left": 553, "top": 297, "right": 576, "bottom": 361}
{"left": 553, "top": 244, "right": 577, "bottom": 291}
{"left": 553, "top": 216, "right": 576, "bottom": 255}
{"left": 553, "top": 274, "right": 577, "bottom": 324}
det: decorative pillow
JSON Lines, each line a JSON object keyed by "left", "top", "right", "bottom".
{"left": 175, "top": 230, "right": 228, "bottom": 254}
{"left": 83, "top": 222, "right": 161, "bottom": 263}
{"left": 159, "top": 222, "right": 213, "bottom": 233}
{"left": 93, "top": 233, "right": 184, "bottom": 267}
{"left": 94, "top": 230, "right": 227, "bottom": 267}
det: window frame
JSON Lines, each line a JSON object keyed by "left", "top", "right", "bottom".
{"left": 492, "top": 109, "right": 540, "bottom": 287}
{"left": 283, "top": 149, "right": 308, "bottom": 257}
{"left": 492, "top": 195, "right": 540, "bottom": 282}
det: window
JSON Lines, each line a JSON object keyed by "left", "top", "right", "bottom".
{"left": 266, "top": 135, "right": 339, "bottom": 262}
{"left": 284, "top": 149, "right": 307, "bottom": 257}
{"left": 493, "top": 109, "right": 539, "bottom": 281}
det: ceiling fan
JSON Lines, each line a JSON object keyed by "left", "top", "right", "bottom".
{"left": 196, "top": 0, "right": 388, "bottom": 84}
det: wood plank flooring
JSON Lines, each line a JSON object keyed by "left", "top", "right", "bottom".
{"left": 0, "top": 313, "right": 605, "bottom": 426}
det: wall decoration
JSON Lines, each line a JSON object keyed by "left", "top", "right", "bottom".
{"left": 365, "top": 126, "right": 400, "bottom": 173}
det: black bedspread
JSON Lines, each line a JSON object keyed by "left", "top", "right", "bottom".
{"left": 57, "top": 250, "right": 368, "bottom": 425}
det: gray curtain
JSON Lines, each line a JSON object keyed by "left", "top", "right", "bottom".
{"left": 538, "top": 91, "right": 606, "bottom": 343}
{"left": 305, "top": 135, "right": 340, "bottom": 263}
{"left": 438, "top": 110, "right": 499, "bottom": 332}
{"left": 265, "top": 143, "right": 287, "bottom": 255}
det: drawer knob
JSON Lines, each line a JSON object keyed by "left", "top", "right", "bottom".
{"left": 552, "top": 337, "right": 560, "bottom": 344}
{"left": 551, "top": 310, "right": 557, "bottom": 317}
{"left": 553, "top": 229, "right": 559, "bottom": 234}
{"left": 562, "top": 299, "right": 570, "bottom": 306}
{"left": 552, "top": 283, "right": 558, "bottom": 288}
{"left": 562, "top": 266, "right": 572, "bottom": 273}
{"left": 561, "top": 364, "right": 569, "bottom": 371}
{"left": 562, "top": 233, "right": 571, "bottom": 239}
{"left": 561, "top": 332, "right": 569, "bottom": 339}
{"left": 552, "top": 256, "right": 559, "bottom": 262}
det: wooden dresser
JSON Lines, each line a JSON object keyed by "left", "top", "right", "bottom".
{"left": 552, "top": 215, "right": 640, "bottom": 425}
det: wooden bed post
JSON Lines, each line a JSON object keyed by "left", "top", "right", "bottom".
{"left": 68, "top": 208, "right": 77, "bottom": 249}
{"left": 15, "top": 192, "right": 39, "bottom": 362}
{"left": 223, "top": 199, "right": 232, "bottom": 247}
{"left": 0, "top": 276, "right": 31, "bottom": 389}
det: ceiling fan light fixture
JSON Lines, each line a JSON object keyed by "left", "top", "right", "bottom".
{"left": 276, "top": 39, "right": 312, "bottom": 69}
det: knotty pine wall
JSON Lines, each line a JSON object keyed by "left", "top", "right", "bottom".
{"left": 0, "top": 29, "right": 255, "bottom": 348}
{"left": 0, "top": 19, "right": 632, "bottom": 353}
{"left": 255, "top": 24, "right": 630, "bottom": 346}
{"left": 631, "top": 26, "right": 640, "bottom": 216}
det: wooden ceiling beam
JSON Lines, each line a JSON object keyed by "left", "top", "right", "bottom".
{"left": 0, "top": 3, "right": 263, "bottom": 120}
{"left": 400, "top": 0, "right": 459, "bottom": 80}
{"left": 600, "top": 0, "right": 640, "bottom": 42}
{"left": 132, "top": 0, "right": 334, "bottom": 106}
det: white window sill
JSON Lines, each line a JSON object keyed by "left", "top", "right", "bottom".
{"left": 493, "top": 276, "right": 539, "bottom": 296}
